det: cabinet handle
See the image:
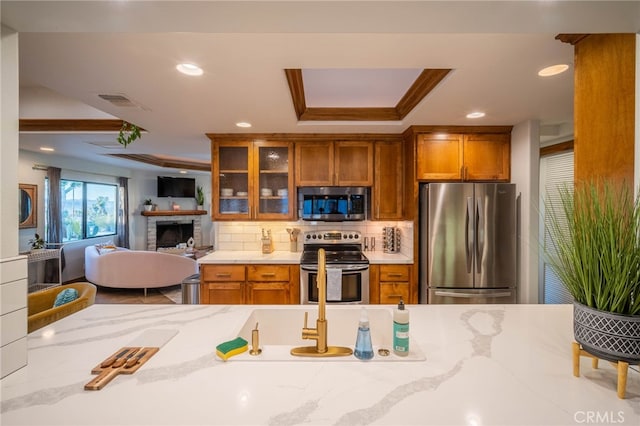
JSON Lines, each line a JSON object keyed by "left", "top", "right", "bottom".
{"left": 216, "top": 272, "right": 232, "bottom": 278}
{"left": 388, "top": 294, "right": 404, "bottom": 298}
{"left": 387, "top": 273, "right": 404, "bottom": 277}
{"left": 261, "top": 273, "right": 276, "bottom": 277}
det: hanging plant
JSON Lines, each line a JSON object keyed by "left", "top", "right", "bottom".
{"left": 117, "top": 121, "right": 142, "bottom": 148}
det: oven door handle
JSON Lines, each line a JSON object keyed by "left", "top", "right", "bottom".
{"left": 301, "top": 264, "right": 369, "bottom": 272}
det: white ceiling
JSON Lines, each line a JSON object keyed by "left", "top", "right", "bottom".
{"left": 3, "top": 1, "right": 640, "bottom": 173}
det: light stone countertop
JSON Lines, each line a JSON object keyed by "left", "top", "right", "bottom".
{"left": 1, "top": 304, "right": 638, "bottom": 426}
{"left": 197, "top": 250, "right": 412, "bottom": 264}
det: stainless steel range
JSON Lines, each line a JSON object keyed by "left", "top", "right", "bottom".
{"left": 300, "top": 230, "right": 370, "bottom": 304}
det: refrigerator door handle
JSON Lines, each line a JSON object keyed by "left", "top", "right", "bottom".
{"left": 434, "top": 290, "right": 513, "bottom": 298}
{"left": 476, "top": 197, "right": 484, "bottom": 274}
{"left": 466, "top": 196, "right": 473, "bottom": 273}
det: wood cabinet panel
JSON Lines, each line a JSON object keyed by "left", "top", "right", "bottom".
{"left": 574, "top": 34, "right": 635, "bottom": 186}
{"left": 463, "top": 133, "right": 510, "bottom": 181}
{"left": 246, "top": 282, "right": 291, "bottom": 304}
{"left": 295, "top": 141, "right": 334, "bottom": 186}
{"left": 334, "top": 141, "right": 373, "bottom": 186}
{"left": 373, "top": 141, "right": 403, "bottom": 220}
{"left": 379, "top": 283, "right": 410, "bottom": 305}
{"left": 416, "top": 134, "right": 463, "bottom": 180}
{"left": 379, "top": 264, "right": 410, "bottom": 281}
{"left": 202, "top": 282, "right": 245, "bottom": 304}
{"left": 201, "top": 265, "right": 245, "bottom": 282}
{"left": 247, "top": 265, "right": 290, "bottom": 282}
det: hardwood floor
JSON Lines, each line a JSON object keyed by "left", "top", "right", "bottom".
{"left": 94, "top": 284, "right": 179, "bottom": 304}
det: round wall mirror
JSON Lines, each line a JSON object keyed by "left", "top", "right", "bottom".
{"left": 19, "top": 184, "right": 37, "bottom": 229}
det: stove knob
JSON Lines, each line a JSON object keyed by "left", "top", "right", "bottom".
{"left": 354, "top": 234, "right": 359, "bottom": 239}
{"left": 318, "top": 234, "right": 323, "bottom": 239}
{"left": 348, "top": 234, "right": 353, "bottom": 239}
{"left": 306, "top": 234, "right": 311, "bottom": 240}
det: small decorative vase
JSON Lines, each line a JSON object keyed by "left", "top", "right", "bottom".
{"left": 573, "top": 302, "right": 640, "bottom": 364}
{"left": 196, "top": 205, "right": 204, "bottom": 211}
{"left": 144, "top": 205, "right": 152, "bottom": 211}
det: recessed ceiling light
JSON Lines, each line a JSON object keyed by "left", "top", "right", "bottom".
{"left": 40, "top": 147, "right": 55, "bottom": 152}
{"left": 466, "top": 112, "right": 485, "bottom": 119}
{"left": 236, "top": 122, "right": 252, "bottom": 128}
{"left": 538, "top": 64, "right": 569, "bottom": 77}
{"left": 176, "top": 63, "right": 203, "bottom": 76}
{"left": 179, "top": 170, "right": 187, "bottom": 174}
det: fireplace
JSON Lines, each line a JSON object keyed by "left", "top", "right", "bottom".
{"left": 144, "top": 212, "right": 203, "bottom": 251}
{"left": 156, "top": 221, "right": 194, "bottom": 248}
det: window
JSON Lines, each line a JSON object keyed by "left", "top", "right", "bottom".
{"left": 539, "top": 150, "right": 574, "bottom": 304}
{"left": 46, "top": 179, "right": 118, "bottom": 242}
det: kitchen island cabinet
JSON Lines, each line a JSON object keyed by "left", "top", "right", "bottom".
{"left": 3, "top": 304, "right": 637, "bottom": 425}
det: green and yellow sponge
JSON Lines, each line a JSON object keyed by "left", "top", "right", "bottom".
{"left": 216, "top": 337, "right": 248, "bottom": 361}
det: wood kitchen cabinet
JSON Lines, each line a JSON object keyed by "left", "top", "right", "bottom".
{"left": 295, "top": 141, "right": 373, "bottom": 186}
{"left": 378, "top": 264, "right": 411, "bottom": 304}
{"left": 416, "top": 133, "right": 510, "bottom": 181}
{"left": 200, "top": 265, "right": 246, "bottom": 304}
{"left": 369, "top": 264, "right": 412, "bottom": 304}
{"left": 211, "top": 140, "right": 294, "bottom": 220}
{"left": 373, "top": 140, "right": 403, "bottom": 220}
{"left": 200, "top": 264, "right": 300, "bottom": 304}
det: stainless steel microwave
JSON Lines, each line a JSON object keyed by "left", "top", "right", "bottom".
{"left": 297, "top": 186, "right": 368, "bottom": 221}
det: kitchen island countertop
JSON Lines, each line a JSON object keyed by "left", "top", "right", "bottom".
{"left": 1, "top": 304, "right": 638, "bottom": 426}
{"left": 197, "top": 250, "right": 412, "bottom": 264}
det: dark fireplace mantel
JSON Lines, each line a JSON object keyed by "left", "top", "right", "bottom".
{"left": 141, "top": 210, "right": 207, "bottom": 216}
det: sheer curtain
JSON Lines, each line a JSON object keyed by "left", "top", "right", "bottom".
{"left": 117, "top": 177, "right": 130, "bottom": 248}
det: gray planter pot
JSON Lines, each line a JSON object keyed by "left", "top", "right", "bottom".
{"left": 573, "top": 302, "right": 640, "bottom": 364}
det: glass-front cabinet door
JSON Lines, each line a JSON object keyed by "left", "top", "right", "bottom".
{"left": 254, "top": 142, "right": 293, "bottom": 220}
{"left": 213, "top": 142, "right": 252, "bottom": 219}
{"left": 212, "top": 140, "right": 293, "bottom": 220}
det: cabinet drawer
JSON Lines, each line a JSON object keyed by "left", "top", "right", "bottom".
{"left": 202, "top": 265, "right": 245, "bottom": 282}
{"left": 247, "top": 265, "right": 290, "bottom": 282}
{"left": 379, "top": 283, "right": 410, "bottom": 304}
{"left": 379, "top": 265, "right": 409, "bottom": 281}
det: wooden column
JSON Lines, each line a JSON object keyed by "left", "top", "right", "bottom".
{"left": 572, "top": 34, "right": 636, "bottom": 187}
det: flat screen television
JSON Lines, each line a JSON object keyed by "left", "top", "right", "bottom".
{"left": 157, "top": 176, "right": 196, "bottom": 198}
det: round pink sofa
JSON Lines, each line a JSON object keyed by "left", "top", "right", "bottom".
{"left": 84, "top": 246, "right": 198, "bottom": 293}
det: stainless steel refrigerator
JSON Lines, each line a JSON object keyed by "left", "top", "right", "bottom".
{"left": 420, "top": 183, "right": 517, "bottom": 304}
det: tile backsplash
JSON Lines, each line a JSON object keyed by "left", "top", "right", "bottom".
{"left": 214, "top": 220, "right": 413, "bottom": 257}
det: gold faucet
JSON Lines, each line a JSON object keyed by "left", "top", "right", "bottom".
{"left": 291, "top": 248, "right": 353, "bottom": 357}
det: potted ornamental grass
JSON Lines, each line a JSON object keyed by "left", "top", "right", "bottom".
{"left": 545, "top": 180, "right": 640, "bottom": 363}
{"left": 195, "top": 186, "right": 205, "bottom": 210}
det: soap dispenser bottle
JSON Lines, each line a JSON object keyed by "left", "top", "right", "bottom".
{"left": 393, "top": 299, "right": 409, "bottom": 356}
{"left": 354, "top": 307, "right": 374, "bottom": 360}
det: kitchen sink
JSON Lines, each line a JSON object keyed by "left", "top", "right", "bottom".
{"left": 228, "top": 307, "right": 425, "bottom": 362}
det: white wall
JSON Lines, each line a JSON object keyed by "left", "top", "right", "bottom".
{"left": 1, "top": 25, "right": 28, "bottom": 378}
{"left": 511, "top": 120, "right": 540, "bottom": 304}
